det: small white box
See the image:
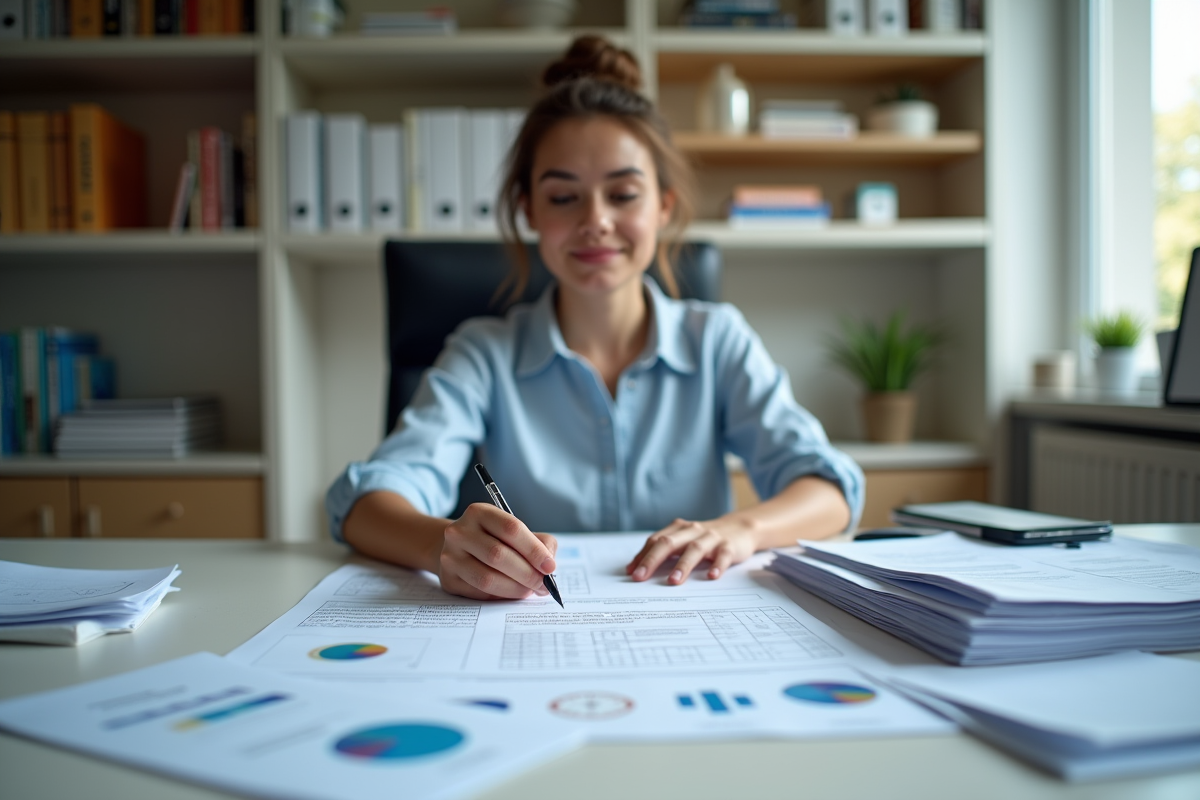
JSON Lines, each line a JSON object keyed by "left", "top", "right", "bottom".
{"left": 853, "top": 182, "right": 897, "bottom": 225}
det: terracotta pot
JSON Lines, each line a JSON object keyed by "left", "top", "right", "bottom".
{"left": 862, "top": 391, "right": 917, "bottom": 443}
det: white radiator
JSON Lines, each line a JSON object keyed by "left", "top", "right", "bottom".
{"left": 1031, "top": 427, "right": 1200, "bottom": 523}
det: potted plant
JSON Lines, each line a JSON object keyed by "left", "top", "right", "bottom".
{"left": 827, "top": 311, "right": 943, "bottom": 443}
{"left": 866, "top": 83, "right": 939, "bottom": 138}
{"left": 1085, "top": 311, "right": 1145, "bottom": 395}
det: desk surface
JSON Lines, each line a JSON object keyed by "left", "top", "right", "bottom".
{"left": 3, "top": 526, "right": 1200, "bottom": 800}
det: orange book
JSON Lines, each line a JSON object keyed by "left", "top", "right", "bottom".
{"left": 198, "top": 0, "right": 223, "bottom": 34}
{"left": 71, "top": 0, "right": 103, "bottom": 38}
{"left": 16, "top": 112, "right": 51, "bottom": 233}
{"left": 139, "top": 0, "right": 156, "bottom": 35}
{"left": 48, "top": 113, "right": 72, "bottom": 231}
{"left": 732, "top": 185, "right": 824, "bottom": 208}
{"left": 223, "top": 0, "right": 241, "bottom": 32}
{"left": 0, "top": 111, "right": 18, "bottom": 233}
{"left": 69, "top": 104, "right": 148, "bottom": 232}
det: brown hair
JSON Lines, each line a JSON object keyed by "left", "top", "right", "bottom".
{"left": 497, "top": 35, "right": 696, "bottom": 304}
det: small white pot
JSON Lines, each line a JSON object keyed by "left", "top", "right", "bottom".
{"left": 1094, "top": 347, "right": 1139, "bottom": 395}
{"left": 866, "top": 100, "right": 939, "bottom": 138}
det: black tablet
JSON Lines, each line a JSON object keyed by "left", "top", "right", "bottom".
{"left": 1164, "top": 246, "right": 1200, "bottom": 406}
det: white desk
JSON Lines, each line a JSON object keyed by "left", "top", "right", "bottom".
{"left": 3, "top": 526, "right": 1200, "bottom": 800}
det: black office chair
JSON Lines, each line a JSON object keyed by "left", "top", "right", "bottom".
{"left": 382, "top": 239, "right": 722, "bottom": 515}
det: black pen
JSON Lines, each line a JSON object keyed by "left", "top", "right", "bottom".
{"left": 473, "top": 463, "right": 564, "bottom": 608}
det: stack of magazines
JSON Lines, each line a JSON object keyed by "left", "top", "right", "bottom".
{"left": 768, "top": 531, "right": 1200, "bottom": 665}
{"left": 758, "top": 99, "right": 859, "bottom": 139}
{"left": 54, "top": 397, "right": 221, "bottom": 458}
{"left": 360, "top": 9, "right": 457, "bottom": 35}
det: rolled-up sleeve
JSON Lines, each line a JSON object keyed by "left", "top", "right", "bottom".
{"left": 325, "top": 321, "right": 498, "bottom": 542}
{"left": 714, "top": 306, "right": 865, "bottom": 532}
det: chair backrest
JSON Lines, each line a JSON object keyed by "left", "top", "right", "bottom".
{"left": 383, "top": 240, "right": 722, "bottom": 435}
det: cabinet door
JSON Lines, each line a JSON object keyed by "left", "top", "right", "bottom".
{"left": 76, "top": 478, "right": 264, "bottom": 539}
{"left": 860, "top": 468, "right": 989, "bottom": 529}
{"left": 0, "top": 478, "right": 73, "bottom": 538}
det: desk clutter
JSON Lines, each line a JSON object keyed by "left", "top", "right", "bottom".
{"left": 1, "top": 531, "right": 1199, "bottom": 799}
{"left": 0, "top": 560, "right": 180, "bottom": 645}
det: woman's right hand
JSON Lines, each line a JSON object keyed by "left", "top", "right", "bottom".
{"left": 437, "top": 503, "right": 558, "bottom": 600}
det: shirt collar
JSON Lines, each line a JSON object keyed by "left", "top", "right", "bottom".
{"left": 515, "top": 275, "right": 698, "bottom": 378}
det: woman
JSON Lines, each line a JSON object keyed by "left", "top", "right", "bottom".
{"left": 327, "top": 36, "right": 863, "bottom": 600}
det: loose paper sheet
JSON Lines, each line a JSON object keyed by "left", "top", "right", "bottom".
{"left": 0, "top": 652, "right": 583, "bottom": 800}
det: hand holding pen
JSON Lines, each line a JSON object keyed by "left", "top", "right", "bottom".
{"left": 430, "top": 468, "right": 560, "bottom": 602}
{"left": 474, "top": 464, "right": 564, "bottom": 607}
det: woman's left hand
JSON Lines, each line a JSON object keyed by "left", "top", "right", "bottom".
{"left": 624, "top": 519, "right": 759, "bottom": 584}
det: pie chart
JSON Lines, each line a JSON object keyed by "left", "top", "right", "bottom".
{"left": 783, "top": 682, "right": 876, "bottom": 705}
{"left": 309, "top": 643, "right": 388, "bottom": 661}
{"left": 333, "top": 723, "right": 465, "bottom": 761}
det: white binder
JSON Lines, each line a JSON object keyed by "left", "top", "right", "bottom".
{"left": 922, "top": 0, "right": 960, "bottom": 31}
{"left": 324, "top": 113, "right": 366, "bottom": 233}
{"left": 0, "top": 0, "right": 24, "bottom": 39}
{"left": 422, "top": 108, "right": 464, "bottom": 232}
{"left": 868, "top": 0, "right": 907, "bottom": 35}
{"left": 821, "top": 0, "right": 863, "bottom": 35}
{"left": 464, "top": 109, "right": 503, "bottom": 232}
{"left": 285, "top": 111, "right": 323, "bottom": 233}
{"left": 368, "top": 124, "right": 405, "bottom": 232}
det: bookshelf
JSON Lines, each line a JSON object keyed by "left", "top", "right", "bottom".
{"left": 2, "top": 0, "right": 1072, "bottom": 541}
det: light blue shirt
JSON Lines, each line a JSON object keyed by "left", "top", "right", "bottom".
{"left": 326, "top": 276, "right": 864, "bottom": 539}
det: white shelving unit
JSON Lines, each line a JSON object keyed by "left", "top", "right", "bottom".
{"left": 2, "top": 0, "right": 1069, "bottom": 540}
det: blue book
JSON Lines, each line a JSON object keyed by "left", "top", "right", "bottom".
{"left": 0, "top": 333, "right": 19, "bottom": 456}
{"left": 45, "top": 329, "right": 100, "bottom": 423}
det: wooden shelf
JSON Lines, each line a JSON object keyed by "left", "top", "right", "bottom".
{"left": 656, "top": 32, "right": 984, "bottom": 84}
{"left": 0, "top": 38, "right": 258, "bottom": 92}
{"left": 0, "top": 231, "right": 261, "bottom": 256}
{"left": 689, "top": 218, "right": 988, "bottom": 251}
{"left": 0, "top": 452, "right": 266, "bottom": 477}
{"left": 675, "top": 131, "right": 982, "bottom": 166}
{"left": 280, "top": 29, "right": 629, "bottom": 91}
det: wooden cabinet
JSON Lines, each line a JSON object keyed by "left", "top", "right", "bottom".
{"left": 0, "top": 475, "right": 263, "bottom": 538}
{"left": 76, "top": 478, "right": 263, "bottom": 538}
{"left": 0, "top": 478, "right": 73, "bottom": 538}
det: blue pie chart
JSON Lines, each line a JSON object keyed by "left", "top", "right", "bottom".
{"left": 333, "top": 723, "right": 465, "bottom": 761}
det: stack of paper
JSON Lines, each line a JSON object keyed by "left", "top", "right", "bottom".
{"left": 758, "top": 99, "right": 859, "bottom": 139}
{"left": 769, "top": 532, "right": 1200, "bottom": 665}
{"left": 876, "top": 652, "right": 1200, "bottom": 781}
{"left": 0, "top": 560, "right": 181, "bottom": 645}
{"left": 360, "top": 10, "right": 457, "bottom": 35}
{"left": 54, "top": 396, "right": 220, "bottom": 458}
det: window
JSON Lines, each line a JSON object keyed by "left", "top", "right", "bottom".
{"left": 1153, "top": 0, "right": 1200, "bottom": 332}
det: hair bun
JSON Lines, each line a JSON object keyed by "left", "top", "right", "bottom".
{"left": 541, "top": 35, "right": 642, "bottom": 92}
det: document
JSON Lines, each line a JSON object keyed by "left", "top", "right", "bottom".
{"left": 227, "top": 534, "right": 952, "bottom": 745}
{"left": 770, "top": 534, "right": 1200, "bottom": 664}
{"left": 875, "top": 652, "right": 1200, "bottom": 781}
{"left": 0, "top": 652, "right": 582, "bottom": 800}
{"left": 228, "top": 534, "right": 881, "bottom": 680}
{"left": 0, "top": 560, "right": 180, "bottom": 645}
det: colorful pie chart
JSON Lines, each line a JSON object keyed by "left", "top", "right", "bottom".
{"left": 333, "top": 723, "right": 465, "bottom": 761}
{"left": 783, "top": 682, "right": 877, "bottom": 705}
{"left": 309, "top": 643, "right": 388, "bottom": 661}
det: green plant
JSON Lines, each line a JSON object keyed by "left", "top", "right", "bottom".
{"left": 827, "top": 311, "right": 943, "bottom": 392}
{"left": 877, "top": 83, "right": 924, "bottom": 105}
{"left": 1084, "top": 311, "right": 1145, "bottom": 348}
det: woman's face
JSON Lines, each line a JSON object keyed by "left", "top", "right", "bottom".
{"left": 524, "top": 116, "right": 674, "bottom": 299}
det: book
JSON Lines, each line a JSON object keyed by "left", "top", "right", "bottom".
{"left": 44, "top": 328, "right": 100, "bottom": 440}
{"left": 167, "top": 161, "right": 196, "bottom": 232}
{"left": 15, "top": 112, "right": 51, "bottom": 232}
{"left": 71, "top": 0, "right": 103, "bottom": 36}
{"left": 197, "top": 0, "right": 221, "bottom": 33}
{"left": 732, "top": 185, "right": 824, "bottom": 207}
{"left": 0, "top": 0, "right": 24, "bottom": 40}
{"left": 0, "top": 332, "right": 19, "bottom": 455}
{"left": 47, "top": 112, "right": 71, "bottom": 231}
{"left": 186, "top": 129, "right": 202, "bottom": 229}
{"left": 198, "top": 126, "right": 221, "bottom": 230}
{"left": 0, "top": 110, "right": 19, "bottom": 233}
{"left": 69, "top": 104, "right": 148, "bottom": 231}
{"left": 892, "top": 501, "right": 1112, "bottom": 545}
{"left": 218, "top": 129, "right": 235, "bottom": 229}
{"left": 102, "top": 0, "right": 121, "bottom": 35}
{"left": 222, "top": 0, "right": 239, "bottom": 32}
{"left": 240, "top": 112, "right": 258, "bottom": 228}
{"left": 138, "top": 0, "right": 155, "bottom": 34}
{"left": 18, "top": 327, "right": 46, "bottom": 453}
